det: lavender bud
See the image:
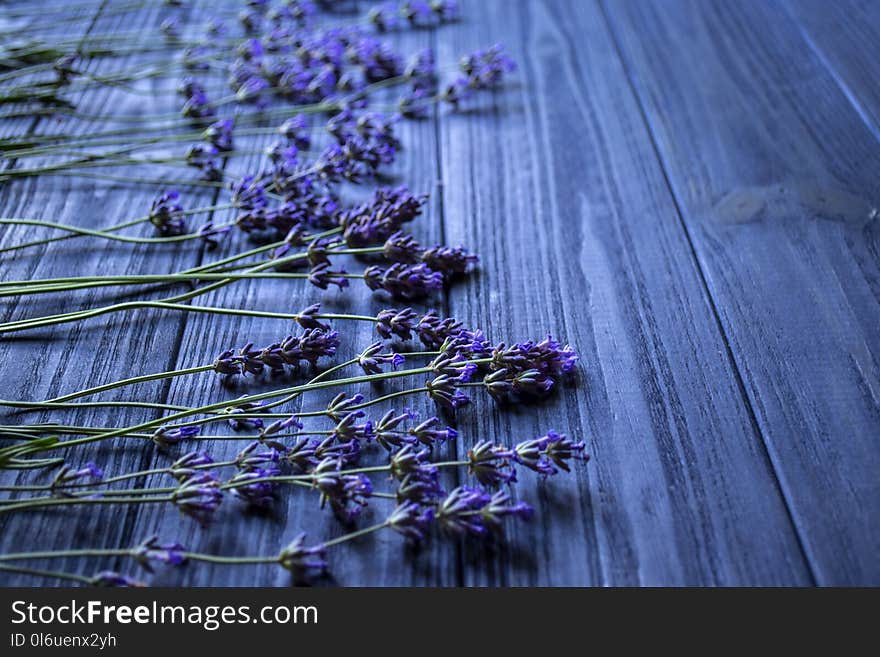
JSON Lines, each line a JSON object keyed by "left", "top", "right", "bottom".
{"left": 152, "top": 424, "right": 201, "bottom": 448}
{"left": 132, "top": 535, "right": 186, "bottom": 572}
{"left": 325, "top": 393, "right": 365, "bottom": 421}
{"left": 387, "top": 501, "right": 435, "bottom": 542}
{"left": 170, "top": 451, "right": 214, "bottom": 482}
{"left": 364, "top": 263, "right": 444, "bottom": 300}
{"left": 467, "top": 440, "right": 516, "bottom": 486}
{"left": 375, "top": 307, "right": 418, "bottom": 341}
{"left": 357, "top": 341, "right": 404, "bottom": 375}
{"left": 278, "top": 533, "right": 327, "bottom": 583}
{"left": 408, "top": 416, "right": 457, "bottom": 446}
{"left": 426, "top": 374, "right": 470, "bottom": 410}
{"left": 229, "top": 466, "right": 279, "bottom": 508}
{"left": 172, "top": 473, "right": 223, "bottom": 525}
{"left": 149, "top": 190, "right": 185, "bottom": 237}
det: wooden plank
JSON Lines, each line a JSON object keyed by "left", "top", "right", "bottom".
{"left": 123, "top": 8, "right": 458, "bottom": 586}
{"left": 783, "top": 0, "right": 880, "bottom": 140}
{"left": 0, "top": 0, "right": 215, "bottom": 585}
{"left": 602, "top": 0, "right": 880, "bottom": 584}
{"left": 437, "top": 0, "right": 812, "bottom": 585}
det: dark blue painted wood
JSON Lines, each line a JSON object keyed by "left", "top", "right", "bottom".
{"left": 0, "top": 0, "right": 878, "bottom": 586}
{"left": 602, "top": 0, "right": 880, "bottom": 584}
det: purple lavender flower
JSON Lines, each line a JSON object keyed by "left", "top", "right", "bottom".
{"left": 296, "top": 328, "right": 340, "bottom": 365}
{"left": 367, "top": 3, "right": 400, "bottom": 31}
{"left": 430, "top": 0, "right": 460, "bottom": 22}
{"left": 149, "top": 190, "right": 185, "bottom": 236}
{"left": 172, "top": 473, "right": 223, "bottom": 525}
{"left": 413, "top": 312, "right": 463, "bottom": 349}
{"left": 350, "top": 37, "right": 403, "bottom": 83}
{"left": 279, "top": 115, "right": 311, "bottom": 149}
{"left": 401, "top": 0, "right": 433, "bottom": 25}
{"left": 491, "top": 337, "right": 579, "bottom": 377}
{"left": 340, "top": 186, "right": 427, "bottom": 247}
{"left": 467, "top": 440, "right": 516, "bottom": 486}
{"left": 387, "top": 501, "right": 434, "bottom": 542}
{"left": 483, "top": 368, "right": 555, "bottom": 403}
{"left": 436, "top": 486, "right": 491, "bottom": 537}
{"left": 230, "top": 175, "right": 268, "bottom": 211}
{"left": 357, "top": 341, "right": 404, "bottom": 375}
{"left": 284, "top": 437, "right": 319, "bottom": 471}
{"left": 325, "top": 393, "right": 365, "bottom": 421}
{"left": 383, "top": 231, "right": 423, "bottom": 263}
{"left": 373, "top": 409, "right": 417, "bottom": 450}
{"left": 479, "top": 489, "right": 534, "bottom": 533}
{"left": 396, "top": 469, "right": 444, "bottom": 505}
{"left": 51, "top": 462, "right": 103, "bottom": 492}
{"left": 513, "top": 436, "right": 557, "bottom": 477}
{"left": 315, "top": 435, "right": 361, "bottom": 466}
{"left": 313, "top": 458, "right": 373, "bottom": 521}
{"left": 541, "top": 430, "right": 589, "bottom": 472}
{"left": 181, "top": 87, "right": 215, "bottom": 120}
{"left": 213, "top": 349, "right": 242, "bottom": 375}
{"left": 266, "top": 141, "right": 299, "bottom": 169}
{"left": 409, "top": 416, "right": 457, "bottom": 446}
{"left": 186, "top": 143, "right": 221, "bottom": 180}
{"left": 279, "top": 533, "right": 327, "bottom": 583}
{"left": 398, "top": 87, "right": 432, "bottom": 119}
{"left": 133, "top": 535, "right": 187, "bottom": 572}
{"left": 376, "top": 307, "right": 418, "bottom": 340}
{"left": 512, "top": 431, "right": 588, "bottom": 476}
{"left": 389, "top": 444, "right": 435, "bottom": 480}
{"left": 229, "top": 466, "right": 279, "bottom": 508}
{"left": 405, "top": 48, "right": 437, "bottom": 88}
{"left": 295, "top": 303, "right": 330, "bottom": 331}
{"left": 170, "top": 451, "right": 214, "bottom": 482}
{"left": 152, "top": 424, "right": 201, "bottom": 448}
{"left": 364, "top": 263, "right": 444, "bottom": 300}
{"left": 308, "top": 262, "right": 350, "bottom": 290}
{"left": 330, "top": 411, "right": 374, "bottom": 444}
{"left": 197, "top": 221, "right": 230, "bottom": 249}
{"left": 204, "top": 118, "right": 235, "bottom": 151}
{"left": 421, "top": 244, "right": 478, "bottom": 273}
{"left": 261, "top": 414, "right": 304, "bottom": 439}
{"left": 426, "top": 373, "right": 470, "bottom": 410}
{"left": 459, "top": 43, "right": 516, "bottom": 88}
{"left": 235, "top": 441, "right": 282, "bottom": 471}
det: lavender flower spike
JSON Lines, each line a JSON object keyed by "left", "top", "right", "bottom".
{"left": 132, "top": 535, "right": 187, "bottom": 572}
{"left": 172, "top": 473, "right": 223, "bottom": 526}
{"left": 278, "top": 534, "right": 328, "bottom": 584}
{"left": 387, "top": 501, "right": 435, "bottom": 543}
{"left": 152, "top": 424, "right": 201, "bottom": 448}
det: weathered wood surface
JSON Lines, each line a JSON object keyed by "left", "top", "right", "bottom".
{"left": 0, "top": 0, "right": 877, "bottom": 586}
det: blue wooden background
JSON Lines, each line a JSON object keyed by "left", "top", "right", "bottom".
{"left": 0, "top": 0, "right": 878, "bottom": 586}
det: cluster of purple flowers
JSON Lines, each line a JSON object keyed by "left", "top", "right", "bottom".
{"left": 368, "top": 1, "right": 460, "bottom": 32}
{"left": 50, "top": 462, "right": 103, "bottom": 494}
{"left": 132, "top": 535, "right": 187, "bottom": 573}
{"left": 148, "top": 190, "right": 186, "bottom": 236}
{"left": 171, "top": 472, "right": 223, "bottom": 526}
{"left": 229, "top": 441, "right": 283, "bottom": 508}
{"left": 441, "top": 43, "right": 516, "bottom": 108}
{"left": 212, "top": 328, "right": 340, "bottom": 377}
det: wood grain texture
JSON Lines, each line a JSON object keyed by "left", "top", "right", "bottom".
{"left": 1, "top": 0, "right": 878, "bottom": 587}
{"left": 784, "top": 0, "right": 880, "bottom": 140}
{"left": 438, "top": 0, "right": 811, "bottom": 586}
{"left": 602, "top": 0, "right": 880, "bottom": 585}
{"left": 0, "top": 0, "right": 219, "bottom": 585}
